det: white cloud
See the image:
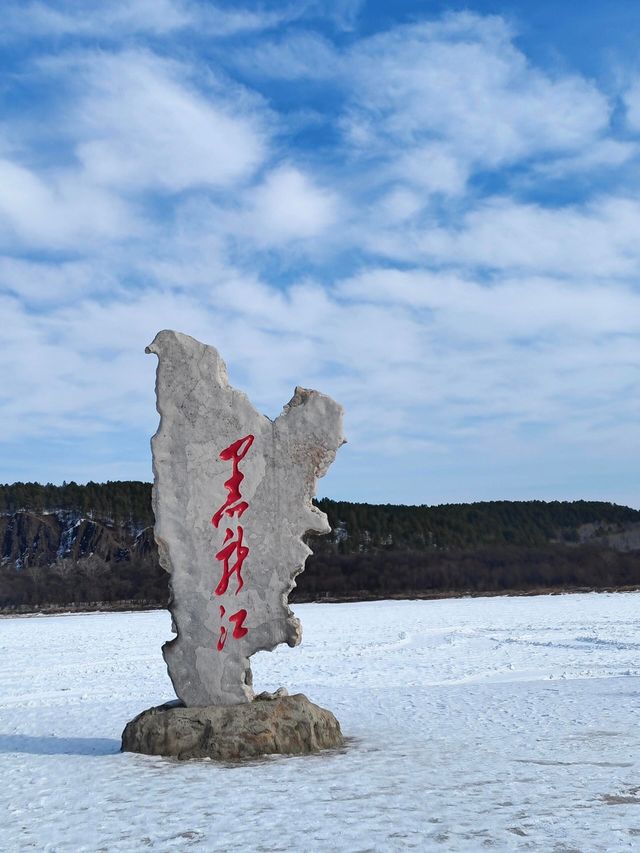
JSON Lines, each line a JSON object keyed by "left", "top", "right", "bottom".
{"left": 236, "top": 31, "right": 339, "bottom": 80}
{"left": 417, "top": 197, "right": 640, "bottom": 277}
{"left": 624, "top": 79, "right": 640, "bottom": 131}
{"left": 339, "top": 268, "right": 640, "bottom": 339}
{"left": 321, "top": 0, "right": 365, "bottom": 31}
{"left": 377, "top": 187, "right": 424, "bottom": 224}
{"left": 0, "top": 48, "right": 271, "bottom": 251}
{"left": 3, "top": 257, "right": 638, "bottom": 462}
{"left": 393, "top": 144, "right": 469, "bottom": 196}
{"left": 532, "top": 139, "right": 637, "bottom": 179}
{"left": 0, "top": 0, "right": 286, "bottom": 40}
{"left": 0, "top": 159, "right": 137, "bottom": 249}
{"left": 237, "top": 11, "right": 615, "bottom": 204}
{"left": 2, "top": 0, "right": 190, "bottom": 37}
{"left": 70, "top": 51, "right": 267, "bottom": 192}
{"left": 343, "top": 14, "right": 611, "bottom": 195}
{"left": 242, "top": 165, "right": 340, "bottom": 244}
{"left": 0, "top": 257, "right": 118, "bottom": 304}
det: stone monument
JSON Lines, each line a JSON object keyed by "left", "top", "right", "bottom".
{"left": 122, "top": 330, "right": 346, "bottom": 760}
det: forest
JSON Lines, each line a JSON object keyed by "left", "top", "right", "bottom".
{"left": 1, "top": 481, "right": 639, "bottom": 610}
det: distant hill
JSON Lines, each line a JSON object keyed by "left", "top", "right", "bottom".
{"left": 1, "top": 481, "right": 639, "bottom": 611}
{"left": 315, "top": 497, "right": 640, "bottom": 552}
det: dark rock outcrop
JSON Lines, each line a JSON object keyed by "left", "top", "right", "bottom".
{"left": 0, "top": 510, "right": 152, "bottom": 569}
{"left": 0, "top": 510, "right": 165, "bottom": 609}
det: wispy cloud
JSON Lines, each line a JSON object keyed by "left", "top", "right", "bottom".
{"left": 624, "top": 78, "right": 640, "bottom": 131}
{"left": 0, "top": 158, "right": 137, "bottom": 250}
{"left": 418, "top": 196, "right": 640, "bottom": 277}
{"left": 240, "top": 13, "right": 613, "bottom": 198}
{"left": 58, "top": 50, "right": 269, "bottom": 192}
{"left": 1, "top": 0, "right": 289, "bottom": 40}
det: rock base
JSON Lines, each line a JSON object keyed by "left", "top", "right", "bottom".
{"left": 121, "top": 693, "right": 344, "bottom": 761}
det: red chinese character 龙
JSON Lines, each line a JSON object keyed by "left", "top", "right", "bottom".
{"left": 214, "top": 525, "right": 248, "bottom": 596}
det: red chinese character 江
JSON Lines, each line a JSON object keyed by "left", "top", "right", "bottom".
{"left": 216, "top": 606, "right": 249, "bottom": 651}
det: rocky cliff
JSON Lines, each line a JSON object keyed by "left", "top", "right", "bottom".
{"left": 0, "top": 510, "right": 163, "bottom": 608}
{"left": 1, "top": 510, "right": 154, "bottom": 569}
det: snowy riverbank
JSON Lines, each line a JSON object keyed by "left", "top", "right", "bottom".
{"left": 1, "top": 593, "right": 639, "bottom": 850}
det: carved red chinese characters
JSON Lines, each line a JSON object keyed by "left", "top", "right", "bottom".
{"left": 214, "top": 526, "right": 248, "bottom": 595}
{"left": 212, "top": 434, "right": 254, "bottom": 651}
{"left": 211, "top": 435, "right": 254, "bottom": 527}
{"left": 216, "top": 605, "right": 249, "bottom": 651}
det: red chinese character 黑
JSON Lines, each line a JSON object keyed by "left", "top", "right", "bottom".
{"left": 211, "top": 434, "right": 254, "bottom": 529}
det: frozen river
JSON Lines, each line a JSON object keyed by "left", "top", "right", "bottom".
{"left": 1, "top": 593, "right": 640, "bottom": 851}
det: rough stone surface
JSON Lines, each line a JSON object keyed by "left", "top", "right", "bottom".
{"left": 146, "top": 330, "right": 345, "bottom": 707}
{"left": 121, "top": 694, "right": 344, "bottom": 760}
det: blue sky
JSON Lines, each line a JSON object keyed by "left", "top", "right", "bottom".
{"left": 1, "top": 0, "right": 639, "bottom": 508}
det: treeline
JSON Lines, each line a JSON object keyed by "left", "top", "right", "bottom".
{"left": 314, "top": 498, "right": 640, "bottom": 552}
{"left": 0, "top": 481, "right": 154, "bottom": 527}
{"left": 0, "top": 553, "right": 167, "bottom": 610}
{"left": 300, "top": 545, "right": 640, "bottom": 599}
{"left": 1, "top": 481, "right": 639, "bottom": 610}
{"left": 3, "top": 543, "right": 637, "bottom": 610}
{"left": 3, "top": 481, "right": 639, "bottom": 551}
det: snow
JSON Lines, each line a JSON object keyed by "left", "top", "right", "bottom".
{"left": 1, "top": 592, "right": 640, "bottom": 851}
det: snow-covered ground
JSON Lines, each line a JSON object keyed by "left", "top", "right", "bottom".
{"left": 2, "top": 593, "right": 640, "bottom": 852}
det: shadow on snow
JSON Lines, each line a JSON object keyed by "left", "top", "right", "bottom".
{"left": 0, "top": 734, "right": 120, "bottom": 756}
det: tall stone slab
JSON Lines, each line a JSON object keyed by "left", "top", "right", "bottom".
{"left": 146, "top": 330, "right": 345, "bottom": 707}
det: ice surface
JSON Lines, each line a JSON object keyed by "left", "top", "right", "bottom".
{"left": 1, "top": 593, "right": 640, "bottom": 851}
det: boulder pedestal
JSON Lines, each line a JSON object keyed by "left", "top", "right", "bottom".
{"left": 121, "top": 694, "right": 344, "bottom": 761}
